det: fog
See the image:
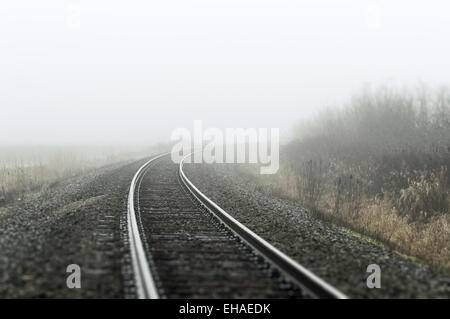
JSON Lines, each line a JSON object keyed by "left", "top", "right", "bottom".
{"left": 1, "top": 0, "right": 449, "bottom": 145}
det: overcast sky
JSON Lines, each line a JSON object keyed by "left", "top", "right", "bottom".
{"left": 1, "top": 0, "right": 449, "bottom": 144}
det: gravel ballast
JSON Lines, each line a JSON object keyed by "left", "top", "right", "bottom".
{"left": 184, "top": 163, "right": 450, "bottom": 298}
{"left": 1, "top": 156, "right": 448, "bottom": 298}
{"left": 0, "top": 159, "right": 149, "bottom": 298}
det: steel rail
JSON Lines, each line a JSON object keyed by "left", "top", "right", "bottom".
{"left": 127, "top": 153, "right": 168, "bottom": 299}
{"left": 178, "top": 153, "right": 348, "bottom": 299}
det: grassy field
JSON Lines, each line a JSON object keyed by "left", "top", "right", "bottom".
{"left": 0, "top": 145, "right": 161, "bottom": 205}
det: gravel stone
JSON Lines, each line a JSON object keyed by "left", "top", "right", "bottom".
{"left": 0, "top": 159, "right": 148, "bottom": 298}
{"left": 184, "top": 163, "right": 450, "bottom": 298}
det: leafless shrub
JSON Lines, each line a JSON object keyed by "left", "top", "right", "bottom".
{"left": 397, "top": 167, "right": 449, "bottom": 221}
{"left": 251, "top": 86, "right": 450, "bottom": 272}
{"left": 294, "top": 159, "right": 325, "bottom": 212}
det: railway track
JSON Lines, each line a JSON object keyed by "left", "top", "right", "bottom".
{"left": 127, "top": 154, "right": 347, "bottom": 299}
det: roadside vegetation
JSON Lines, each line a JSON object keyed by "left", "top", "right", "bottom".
{"left": 251, "top": 86, "right": 450, "bottom": 273}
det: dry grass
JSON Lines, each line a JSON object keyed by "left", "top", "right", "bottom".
{"left": 250, "top": 167, "right": 450, "bottom": 274}
{"left": 324, "top": 195, "right": 450, "bottom": 272}
{"left": 0, "top": 145, "right": 162, "bottom": 205}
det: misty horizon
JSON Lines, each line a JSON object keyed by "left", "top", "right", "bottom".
{"left": 2, "top": 1, "right": 450, "bottom": 145}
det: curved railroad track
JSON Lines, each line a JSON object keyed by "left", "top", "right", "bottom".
{"left": 127, "top": 153, "right": 347, "bottom": 299}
